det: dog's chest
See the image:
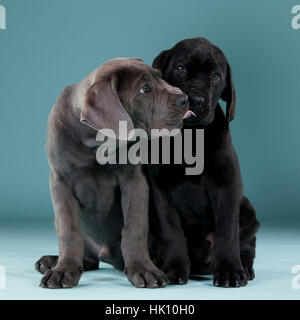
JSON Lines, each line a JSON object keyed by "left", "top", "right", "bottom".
{"left": 72, "top": 167, "right": 119, "bottom": 213}
{"left": 167, "top": 180, "right": 215, "bottom": 233}
{"left": 169, "top": 178, "right": 211, "bottom": 214}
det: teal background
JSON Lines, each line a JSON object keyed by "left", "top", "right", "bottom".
{"left": 0, "top": 0, "right": 299, "bottom": 225}
{"left": 1, "top": 0, "right": 300, "bottom": 301}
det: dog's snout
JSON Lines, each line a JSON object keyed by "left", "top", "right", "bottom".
{"left": 193, "top": 96, "right": 206, "bottom": 106}
{"left": 175, "top": 95, "right": 189, "bottom": 109}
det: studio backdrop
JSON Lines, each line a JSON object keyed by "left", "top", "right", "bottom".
{"left": 1, "top": 0, "right": 300, "bottom": 302}
{"left": 1, "top": 0, "right": 300, "bottom": 225}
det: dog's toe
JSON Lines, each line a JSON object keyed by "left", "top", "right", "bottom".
{"left": 241, "top": 256, "right": 255, "bottom": 280}
{"left": 213, "top": 269, "right": 248, "bottom": 288}
{"left": 39, "top": 265, "right": 82, "bottom": 289}
{"left": 244, "top": 265, "right": 255, "bottom": 280}
{"left": 126, "top": 265, "right": 169, "bottom": 289}
{"left": 164, "top": 269, "right": 189, "bottom": 285}
{"left": 40, "top": 270, "right": 81, "bottom": 289}
{"left": 35, "top": 255, "right": 58, "bottom": 274}
{"left": 161, "top": 258, "right": 190, "bottom": 285}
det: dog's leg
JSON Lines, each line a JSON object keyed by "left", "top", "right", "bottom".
{"left": 240, "top": 238, "right": 256, "bottom": 280}
{"left": 39, "top": 172, "right": 84, "bottom": 289}
{"left": 188, "top": 197, "right": 259, "bottom": 280}
{"left": 118, "top": 166, "right": 169, "bottom": 288}
{"left": 239, "top": 196, "right": 260, "bottom": 280}
{"left": 209, "top": 185, "right": 248, "bottom": 287}
{"left": 150, "top": 184, "right": 190, "bottom": 284}
{"left": 82, "top": 240, "right": 100, "bottom": 271}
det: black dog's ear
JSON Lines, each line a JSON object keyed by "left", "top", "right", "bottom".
{"left": 221, "top": 63, "right": 236, "bottom": 123}
{"left": 81, "top": 70, "right": 134, "bottom": 140}
{"left": 152, "top": 49, "right": 172, "bottom": 73}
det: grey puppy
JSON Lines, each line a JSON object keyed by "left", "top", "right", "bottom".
{"left": 35, "top": 58, "right": 189, "bottom": 289}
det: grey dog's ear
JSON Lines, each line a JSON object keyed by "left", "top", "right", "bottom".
{"left": 81, "top": 71, "right": 134, "bottom": 140}
{"left": 221, "top": 63, "right": 236, "bottom": 123}
{"left": 152, "top": 49, "right": 172, "bottom": 73}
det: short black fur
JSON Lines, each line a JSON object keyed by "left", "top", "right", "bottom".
{"left": 148, "top": 38, "right": 260, "bottom": 287}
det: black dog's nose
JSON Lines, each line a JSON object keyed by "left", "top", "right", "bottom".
{"left": 193, "top": 96, "right": 206, "bottom": 106}
{"left": 175, "top": 95, "right": 189, "bottom": 109}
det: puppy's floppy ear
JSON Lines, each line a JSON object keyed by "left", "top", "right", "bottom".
{"left": 221, "top": 63, "right": 236, "bottom": 124}
{"left": 81, "top": 71, "right": 134, "bottom": 140}
{"left": 152, "top": 49, "right": 172, "bottom": 73}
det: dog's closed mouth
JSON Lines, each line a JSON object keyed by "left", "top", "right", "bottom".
{"left": 183, "top": 110, "right": 197, "bottom": 119}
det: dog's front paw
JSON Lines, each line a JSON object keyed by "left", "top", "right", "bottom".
{"left": 126, "top": 262, "right": 169, "bottom": 289}
{"left": 162, "top": 257, "right": 190, "bottom": 285}
{"left": 35, "top": 255, "right": 58, "bottom": 274}
{"left": 213, "top": 263, "right": 247, "bottom": 288}
{"left": 40, "top": 264, "right": 83, "bottom": 289}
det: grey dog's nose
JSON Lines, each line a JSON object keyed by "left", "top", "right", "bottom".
{"left": 193, "top": 96, "right": 206, "bottom": 106}
{"left": 175, "top": 95, "right": 189, "bottom": 109}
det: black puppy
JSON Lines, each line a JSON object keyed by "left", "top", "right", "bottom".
{"left": 148, "top": 38, "right": 260, "bottom": 287}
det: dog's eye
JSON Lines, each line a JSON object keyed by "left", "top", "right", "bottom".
{"left": 140, "top": 83, "right": 152, "bottom": 94}
{"left": 212, "top": 72, "right": 221, "bottom": 82}
{"left": 176, "top": 65, "right": 185, "bottom": 73}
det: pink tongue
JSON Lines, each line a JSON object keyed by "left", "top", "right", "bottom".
{"left": 183, "top": 110, "right": 196, "bottom": 119}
